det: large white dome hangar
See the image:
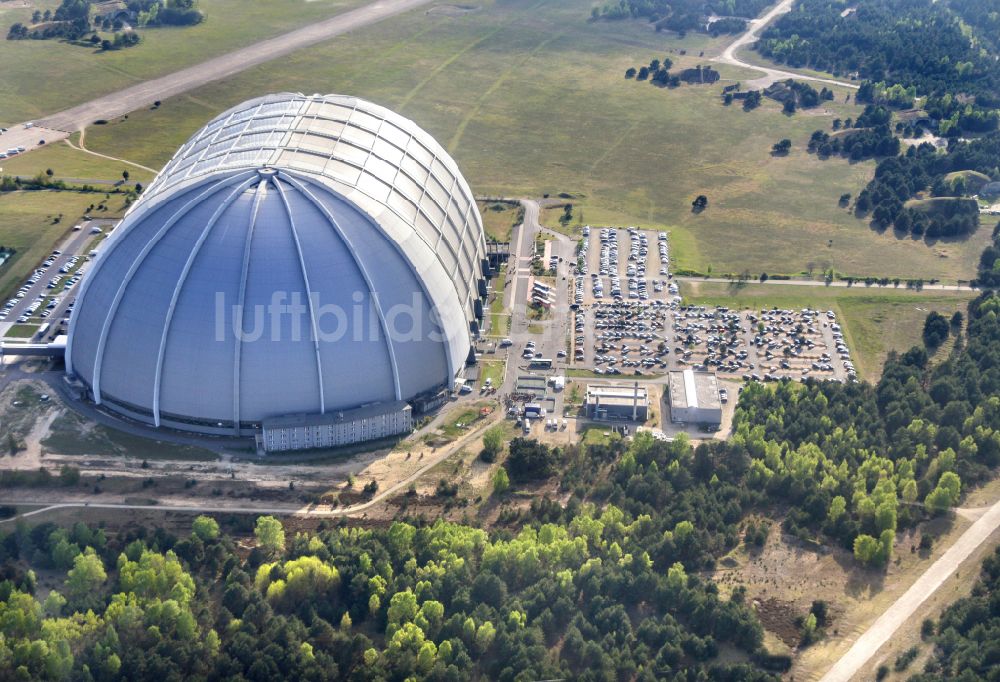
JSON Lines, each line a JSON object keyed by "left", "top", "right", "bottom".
{"left": 66, "top": 93, "right": 489, "bottom": 445}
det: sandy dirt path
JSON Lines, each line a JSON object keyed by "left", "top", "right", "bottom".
{"left": 712, "top": 0, "right": 860, "bottom": 90}
{"left": 819, "top": 498, "right": 1000, "bottom": 682}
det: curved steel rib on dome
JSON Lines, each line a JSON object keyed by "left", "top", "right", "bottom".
{"left": 86, "top": 171, "right": 260, "bottom": 407}
{"left": 269, "top": 174, "right": 326, "bottom": 416}
{"left": 150, "top": 176, "right": 262, "bottom": 427}
{"left": 277, "top": 170, "right": 404, "bottom": 401}
{"left": 66, "top": 93, "right": 488, "bottom": 436}
{"left": 231, "top": 178, "right": 270, "bottom": 429}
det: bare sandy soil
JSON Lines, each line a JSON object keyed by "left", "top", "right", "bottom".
{"left": 709, "top": 478, "right": 1000, "bottom": 682}
{"left": 0, "top": 373, "right": 506, "bottom": 519}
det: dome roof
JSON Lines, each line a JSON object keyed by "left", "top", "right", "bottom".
{"left": 67, "top": 93, "right": 487, "bottom": 434}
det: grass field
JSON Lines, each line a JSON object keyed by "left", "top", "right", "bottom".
{"left": 42, "top": 411, "right": 217, "bottom": 460}
{"left": 441, "top": 407, "right": 485, "bottom": 439}
{"left": 581, "top": 425, "right": 616, "bottom": 447}
{"left": 540, "top": 204, "right": 585, "bottom": 238}
{"left": 0, "top": 190, "right": 129, "bottom": 301}
{"left": 478, "top": 200, "right": 521, "bottom": 243}
{"left": 680, "top": 280, "right": 975, "bottom": 378}
{"left": 75, "top": 0, "right": 989, "bottom": 282}
{"left": 0, "top": 139, "right": 156, "bottom": 186}
{"left": 4, "top": 323, "right": 38, "bottom": 338}
{"left": 0, "top": 0, "right": 366, "bottom": 124}
{"left": 488, "top": 267, "right": 509, "bottom": 336}
{"left": 479, "top": 360, "right": 505, "bottom": 387}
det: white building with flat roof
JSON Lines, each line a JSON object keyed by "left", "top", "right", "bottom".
{"left": 586, "top": 383, "right": 648, "bottom": 421}
{"left": 667, "top": 370, "right": 722, "bottom": 425}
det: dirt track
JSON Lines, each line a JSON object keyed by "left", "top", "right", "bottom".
{"left": 819, "top": 498, "right": 1000, "bottom": 682}
{"left": 712, "top": 0, "right": 859, "bottom": 90}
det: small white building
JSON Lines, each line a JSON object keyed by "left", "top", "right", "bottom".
{"left": 667, "top": 370, "right": 722, "bottom": 425}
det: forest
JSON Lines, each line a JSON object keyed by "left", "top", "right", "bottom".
{"left": 0, "top": 510, "right": 777, "bottom": 680}
{"left": 755, "top": 0, "right": 1000, "bottom": 101}
{"left": 5, "top": 278, "right": 1000, "bottom": 677}
{"left": 947, "top": 0, "right": 1000, "bottom": 54}
{"left": 910, "top": 545, "right": 1000, "bottom": 679}
{"left": 593, "top": 0, "right": 772, "bottom": 32}
{"left": 855, "top": 134, "right": 1000, "bottom": 236}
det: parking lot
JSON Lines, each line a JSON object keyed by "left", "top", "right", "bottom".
{"left": 574, "top": 301, "right": 674, "bottom": 375}
{"left": 672, "top": 306, "right": 854, "bottom": 382}
{"left": 577, "top": 226, "right": 678, "bottom": 307}
{"left": 0, "top": 219, "right": 112, "bottom": 342}
{"left": 567, "top": 225, "right": 857, "bottom": 384}
{"left": 493, "top": 218, "right": 859, "bottom": 444}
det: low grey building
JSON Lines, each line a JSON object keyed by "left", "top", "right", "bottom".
{"left": 261, "top": 401, "right": 412, "bottom": 452}
{"left": 667, "top": 370, "right": 722, "bottom": 425}
{"left": 586, "top": 383, "right": 648, "bottom": 421}
{"left": 982, "top": 181, "right": 1000, "bottom": 199}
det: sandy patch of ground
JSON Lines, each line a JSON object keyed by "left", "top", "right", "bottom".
{"left": 426, "top": 3, "right": 478, "bottom": 16}
{"left": 711, "top": 481, "right": 1000, "bottom": 681}
{"left": 712, "top": 515, "right": 964, "bottom": 673}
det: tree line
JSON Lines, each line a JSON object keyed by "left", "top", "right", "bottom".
{"left": 977, "top": 221, "right": 1000, "bottom": 288}
{"left": 0, "top": 507, "right": 781, "bottom": 680}
{"left": 593, "top": 0, "right": 769, "bottom": 35}
{"left": 8, "top": 0, "right": 201, "bottom": 44}
{"left": 910, "top": 545, "right": 1000, "bottom": 679}
{"left": 755, "top": 0, "right": 1000, "bottom": 102}
{"left": 853, "top": 132, "right": 1000, "bottom": 237}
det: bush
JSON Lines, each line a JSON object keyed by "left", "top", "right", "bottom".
{"left": 923, "top": 311, "right": 950, "bottom": 348}
{"left": 435, "top": 479, "right": 458, "bottom": 498}
{"left": 810, "top": 600, "right": 829, "bottom": 626}
{"left": 59, "top": 465, "right": 81, "bottom": 486}
{"left": 506, "top": 438, "right": 557, "bottom": 482}
{"left": 492, "top": 467, "right": 510, "bottom": 495}
{"left": 480, "top": 425, "right": 505, "bottom": 463}
{"left": 894, "top": 646, "right": 919, "bottom": 671}
{"left": 753, "top": 652, "right": 792, "bottom": 672}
